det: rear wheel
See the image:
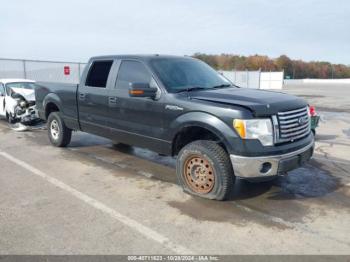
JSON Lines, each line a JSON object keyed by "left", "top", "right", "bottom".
{"left": 47, "top": 112, "right": 72, "bottom": 147}
{"left": 176, "top": 140, "right": 235, "bottom": 200}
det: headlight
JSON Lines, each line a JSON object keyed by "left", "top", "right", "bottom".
{"left": 233, "top": 118, "right": 273, "bottom": 146}
{"left": 19, "top": 101, "right": 27, "bottom": 108}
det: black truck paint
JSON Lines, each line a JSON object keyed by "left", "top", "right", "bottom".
{"left": 35, "top": 55, "right": 314, "bottom": 200}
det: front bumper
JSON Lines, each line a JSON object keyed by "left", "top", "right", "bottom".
{"left": 230, "top": 139, "right": 314, "bottom": 178}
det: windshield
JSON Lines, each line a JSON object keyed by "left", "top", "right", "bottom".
{"left": 5, "top": 82, "right": 36, "bottom": 96}
{"left": 150, "top": 58, "right": 232, "bottom": 93}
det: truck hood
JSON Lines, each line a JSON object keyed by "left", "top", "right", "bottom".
{"left": 10, "top": 87, "right": 35, "bottom": 102}
{"left": 190, "top": 88, "right": 307, "bottom": 116}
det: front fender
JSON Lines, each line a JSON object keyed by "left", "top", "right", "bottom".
{"left": 169, "top": 111, "right": 238, "bottom": 153}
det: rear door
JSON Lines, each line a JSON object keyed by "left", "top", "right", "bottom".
{"left": 78, "top": 59, "right": 115, "bottom": 136}
{"left": 0, "top": 83, "right": 5, "bottom": 116}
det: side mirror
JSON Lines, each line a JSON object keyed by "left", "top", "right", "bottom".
{"left": 129, "top": 83, "right": 158, "bottom": 99}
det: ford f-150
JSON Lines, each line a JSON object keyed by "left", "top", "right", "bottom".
{"left": 35, "top": 55, "right": 314, "bottom": 200}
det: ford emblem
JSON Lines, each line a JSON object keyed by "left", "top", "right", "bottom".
{"left": 298, "top": 116, "right": 308, "bottom": 125}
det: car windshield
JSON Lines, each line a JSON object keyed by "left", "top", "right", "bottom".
{"left": 150, "top": 58, "right": 232, "bottom": 93}
{"left": 5, "top": 82, "right": 36, "bottom": 96}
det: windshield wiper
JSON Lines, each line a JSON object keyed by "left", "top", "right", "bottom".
{"left": 175, "top": 86, "right": 208, "bottom": 93}
{"left": 212, "top": 84, "right": 231, "bottom": 89}
{"left": 175, "top": 84, "right": 231, "bottom": 93}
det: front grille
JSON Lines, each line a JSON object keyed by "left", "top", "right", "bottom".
{"left": 275, "top": 107, "right": 310, "bottom": 143}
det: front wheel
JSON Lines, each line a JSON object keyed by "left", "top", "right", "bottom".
{"left": 6, "top": 112, "right": 16, "bottom": 124}
{"left": 176, "top": 140, "right": 235, "bottom": 200}
{"left": 47, "top": 112, "right": 72, "bottom": 147}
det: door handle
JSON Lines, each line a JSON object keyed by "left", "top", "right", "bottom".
{"left": 108, "top": 96, "right": 118, "bottom": 104}
{"left": 79, "top": 93, "right": 86, "bottom": 100}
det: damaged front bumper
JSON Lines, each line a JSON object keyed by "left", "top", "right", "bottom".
{"left": 229, "top": 139, "right": 315, "bottom": 179}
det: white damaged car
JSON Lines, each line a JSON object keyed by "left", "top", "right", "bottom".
{"left": 0, "top": 79, "right": 41, "bottom": 130}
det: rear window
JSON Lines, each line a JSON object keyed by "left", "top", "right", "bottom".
{"left": 85, "top": 60, "right": 113, "bottom": 88}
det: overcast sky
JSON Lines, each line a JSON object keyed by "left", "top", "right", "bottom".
{"left": 0, "top": 0, "right": 349, "bottom": 64}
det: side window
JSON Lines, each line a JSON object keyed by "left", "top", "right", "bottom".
{"left": 0, "top": 83, "right": 4, "bottom": 95}
{"left": 85, "top": 60, "right": 113, "bottom": 88}
{"left": 116, "top": 61, "right": 152, "bottom": 90}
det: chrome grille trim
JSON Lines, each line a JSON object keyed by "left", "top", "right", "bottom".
{"left": 279, "top": 118, "right": 301, "bottom": 124}
{"left": 280, "top": 122, "right": 309, "bottom": 133}
{"left": 279, "top": 122, "right": 301, "bottom": 129}
{"left": 280, "top": 126, "right": 310, "bottom": 138}
{"left": 277, "top": 107, "right": 307, "bottom": 115}
{"left": 278, "top": 110, "right": 309, "bottom": 120}
{"left": 275, "top": 106, "right": 310, "bottom": 143}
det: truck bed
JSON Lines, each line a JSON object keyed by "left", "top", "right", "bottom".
{"left": 35, "top": 82, "right": 80, "bottom": 130}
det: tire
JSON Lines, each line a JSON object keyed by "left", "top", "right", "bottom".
{"left": 176, "top": 140, "right": 235, "bottom": 200}
{"left": 6, "top": 112, "right": 15, "bottom": 124}
{"left": 47, "top": 112, "right": 72, "bottom": 147}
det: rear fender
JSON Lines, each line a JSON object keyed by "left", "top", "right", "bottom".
{"left": 43, "top": 93, "right": 62, "bottom": 119}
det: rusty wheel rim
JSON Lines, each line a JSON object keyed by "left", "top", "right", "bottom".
{"left": 183, "top": 155, "right": 215, "bottom": 194}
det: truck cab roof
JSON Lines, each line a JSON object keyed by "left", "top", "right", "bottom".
{"left": 89, "top": 54, "right": 194, "bottom": 62}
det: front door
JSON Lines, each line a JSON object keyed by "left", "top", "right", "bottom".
{"left": 107, "top": 60, "right": 167, "bottom": 153}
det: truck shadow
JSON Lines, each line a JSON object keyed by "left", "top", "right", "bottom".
{"left": 227, "top": 163, "right": 341, "bottom": 201}
{"left": 20, "top": 127, "right": 349, "bottom": 228}
{"left": 167, "top": 159, "right": 346, "bottom": 227}
{"left": 110, "top": 142, "right": 342, "bottom": 202}
{"left": 66, "top": 132, "right": 344, "bottom": 202}
{"left": 229, "top": 179, "right": 274, "bottom": 200}
{"left": 54, "top": 132, "right": 350, "bottom": 227}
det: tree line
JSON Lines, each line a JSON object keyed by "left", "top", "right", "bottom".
{"left": 192, "top": 53, "right": 350, "bottom": 79}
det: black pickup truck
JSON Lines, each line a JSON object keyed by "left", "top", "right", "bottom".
{"left": 35, "top": 55, "right": 314, "bottom": 200}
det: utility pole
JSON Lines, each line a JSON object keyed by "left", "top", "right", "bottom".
{"left": 23, "top": 60, "right": 27, "bottom": 78}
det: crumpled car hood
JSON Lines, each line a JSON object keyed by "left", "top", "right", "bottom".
{"left": 10, "top": 87, "right": 35, "bottom": 102}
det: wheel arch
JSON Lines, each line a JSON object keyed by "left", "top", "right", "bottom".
{"left": 43, "top": 93, "right": 62, "bottom": 120}
{"left": 170, "top": 112, "right": 236, "bottom": 156}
